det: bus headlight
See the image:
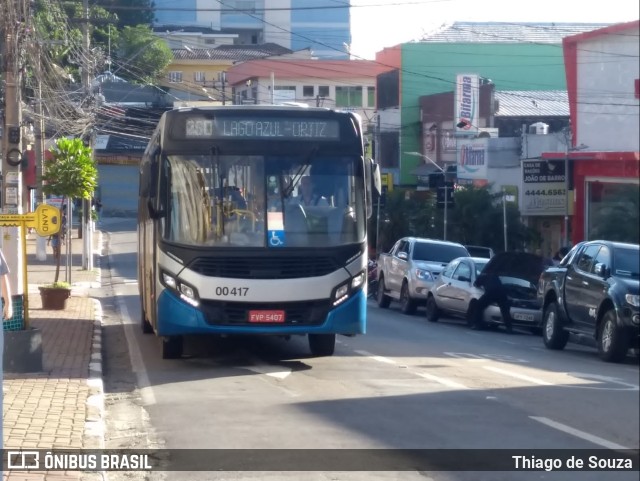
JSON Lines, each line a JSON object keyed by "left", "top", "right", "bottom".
{"left": 333, "top": 271, "right": 366, "bottom": 306}
{"left": 351, "top": 271, "right": 366, "bottom": 290}
{"left": 335, "top": 284, "right": 349, "bottom": 303}
{"left": 161, "top": 270, "right": 200, "bottom": 307}
{"left": 162, "top": 272, "right": 177, "bottom": 289}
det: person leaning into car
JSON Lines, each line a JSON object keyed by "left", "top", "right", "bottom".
{"left": 472, "top": 271, "right": 513, "bottom": 333}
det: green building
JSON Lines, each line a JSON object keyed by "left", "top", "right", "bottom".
{"left": 375, "top": 22, "right": 608, "bottom": 186}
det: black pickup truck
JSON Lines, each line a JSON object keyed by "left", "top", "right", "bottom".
{"left": 538, "top": 240, "right": 639, "bottom": 363}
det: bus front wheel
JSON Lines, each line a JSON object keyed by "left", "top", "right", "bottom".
{"left": 162, "top": 335, "right": 183, "bottom": 359}
{"left": 309, "top": 334, "right": 335, "bottom": 357}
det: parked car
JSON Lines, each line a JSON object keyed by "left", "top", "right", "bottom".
{"left": 376, "top": 238, "right": 470, "bottom": 314}
{"left": 464, "top": 245, "right": 495, "bottom": 259}
{"left": 426, "top": 252, "right": 553, "bottom": 332}
{"left": 538, "top": 240, "right": 639, "bottom": 362}
{"left": 425, "top": 256, "right": 489, "bottom": 324}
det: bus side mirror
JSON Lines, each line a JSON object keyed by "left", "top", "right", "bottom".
{"left": 365, "top": 158, "right": 381, "bottom": 219}
{"left": 147, "top": 199, "right": 165, "bottom": 219}
{"left": 149, "top": 151, "right": 160, "bottom": 197}
{"left": 372, "top": 161, "right": 382, "bottom": 197}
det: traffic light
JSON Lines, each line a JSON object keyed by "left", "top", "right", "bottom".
{"left": 436, "top": 182, "right": 455, "bottom": 208}
{"left": 428, "top": 173, "right": 442, "bottom": 189}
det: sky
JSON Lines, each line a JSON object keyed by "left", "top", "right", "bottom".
{"left": 349, "top": 0, "right": 640, "bottom": 59}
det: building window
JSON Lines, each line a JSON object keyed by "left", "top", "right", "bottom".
{"left": 335, "top": 86, "right": 363, "bottom": 107}
{"left": 168, "top": 71, "right": 182, "bottom": 83}
{"left": 273, "top": 86, "right": 296, "bottom": 103}
{"left": 194, "top": 72, "right": 206, "bottom": 82}
{"left": 318, "top": 86, "right": 329, "bottom": 97}
{"left": 303, "top": 86, "right": 314, "bottom": 97}
{"left": 367, "top": 86, "right": 375, "bottom": 108}
{"left": 587, "top": 181, "right": 639, "bottom": 243}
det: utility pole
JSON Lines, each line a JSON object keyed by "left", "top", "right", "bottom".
{"left": 34, "top": 53, "right": 47, "bottom": 261}
{"left": 1, "top": 0, "right": 27, "bottom": 326}
{"left": 81, "top": 0, "right": 93, "bottom": 272}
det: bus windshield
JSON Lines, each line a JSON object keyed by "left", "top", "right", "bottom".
{"left": 162, "top": 153, "right": 366, "bottom": 248}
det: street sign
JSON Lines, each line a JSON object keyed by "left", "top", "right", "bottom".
{"left": 436, "top": 182, "right": 455, "bottom": 207}
{"left": 0, "top": 204, "right": 61, "bottom": 237}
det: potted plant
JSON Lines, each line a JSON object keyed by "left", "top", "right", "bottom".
{"left": 40, "top": 137, "right": 98, "bottom": 298}
{"left": 38, "top": 281, "right": 72, "bottom": 310}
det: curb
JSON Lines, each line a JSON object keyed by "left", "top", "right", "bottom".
{"left": 83, "top": 231, "right": 107, "bottom": 480}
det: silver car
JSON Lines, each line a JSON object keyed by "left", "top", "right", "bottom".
{"left": 425, "top": 257, "right": 488, "bottom": 325}
{"left": 426, "top": 252, "right": 553, "bottom": 332}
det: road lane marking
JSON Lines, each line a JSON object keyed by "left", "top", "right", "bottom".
{"left": 530, "top": 416, "right": 631, "bottom": 450}
{"left": 484, "top": 366, "right": 553, "bottom": 385}
{"left": 246, "top": 365, "right": 292, "bottom": 379}
{"left": 444, "top": 352, "right": 485, "bottom": 359}
{"left": 414, "top": 372, "right": 469, "bottom": 390}
{"left": 444, "top": 352, "right": 529, "bottom": 363}
{"left": 354, "top": 350, "right": 396, "bottom": 364}
{"left": 562, "top": 372, "right": 639, "bottom": 391}
{"left": 118, "top": 292, "right": 156, "bottom": 406}
{"left": 353, "top": 350, "right": 468, "bottom": 389}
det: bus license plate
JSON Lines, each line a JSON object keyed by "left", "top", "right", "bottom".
{"left": 248, "top": 310, "right": 286, "bottom": 323}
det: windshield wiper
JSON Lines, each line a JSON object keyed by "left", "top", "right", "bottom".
{"left": 211, "top": 146, "right": 226, "bottom": 239}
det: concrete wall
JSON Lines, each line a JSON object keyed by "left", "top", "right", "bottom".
{"left": 576, "top": 25, "right": 640, "bottom": 151}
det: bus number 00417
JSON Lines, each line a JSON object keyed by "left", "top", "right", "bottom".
{"left": 215, "top": 287, "right": 249, "bottom": 296}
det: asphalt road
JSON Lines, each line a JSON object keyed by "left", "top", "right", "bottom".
{"left": 97, "top": 218, "right": 639, "bottom": 481}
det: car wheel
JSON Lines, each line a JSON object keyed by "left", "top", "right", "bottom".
{"left": 309, "top": 334, "right": 336, "bottom": 357}
{"left": 377, "top": 276, "right": 391, "bottom": 309}
{"left": 466, "top": 301, "right": 486, "bottom": 329}
{"left": 162, "top": 335, "right": 183, "bottom": 359}
{"left": 400, "top": 281, "right": 417, "bottom": 315}
{"left": 426, "top": 295, "right": 440, "bottom": 322}
{"left": 542, "top": 301, "right": 569, "bottom": 350}
{"left": 597, "top": 310, "right": 628, "bottom": 363}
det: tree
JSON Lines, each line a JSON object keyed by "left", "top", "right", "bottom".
{"left": 98, "top": 0, "right": 156, "bottom": 28}
{"left": 374, "top": 185, "right": 539, "bottom": 254}
{"left": 448, "top": 185, "right": 538, "bottom": 252}
{"left": 33, "top": 0, "right": 117, "bottom": 80}
{"left": 42, "top": 138, "right": 98, "bottom": 282}
{"left": 116, "top": 25, "right": 173, "bottom": 84}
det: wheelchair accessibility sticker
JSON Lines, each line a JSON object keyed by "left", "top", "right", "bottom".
{"left": 268, "top": 230, "right": 286, "bottom": 247}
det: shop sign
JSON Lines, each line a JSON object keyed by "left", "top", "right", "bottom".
{"left": 457, "top": 139, "right": 488, "bottom": 181}
{"left": 521, "top": 159, "right": 567, "bottom": 216}
{"left": 455, "top": 74, "right": 479, "bottom": 134}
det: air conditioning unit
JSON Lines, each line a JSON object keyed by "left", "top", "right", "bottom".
{"left": 477, "top": 128, "right": 499, "bottom": 138}
{"left": 528, "top": 122, "right": 549, "bottom": 135}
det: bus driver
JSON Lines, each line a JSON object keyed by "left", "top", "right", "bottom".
{"left": 290, "top": 175, "right": 328, "bottom": 207}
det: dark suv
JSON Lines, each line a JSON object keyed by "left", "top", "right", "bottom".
{"left": 538, "top": 240, "right": 640, "bottom": 362}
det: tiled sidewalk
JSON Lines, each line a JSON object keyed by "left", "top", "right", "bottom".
{"left": 3, "top": 230, "right": 103, "bottom": 481}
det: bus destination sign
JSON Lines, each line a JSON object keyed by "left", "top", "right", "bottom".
{"left": 185, "top": 118, "right": 340, "bottom": 140}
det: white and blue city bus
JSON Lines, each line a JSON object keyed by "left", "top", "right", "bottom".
{"left": 138, "top": 105, "right": 381, "bottom": 358}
